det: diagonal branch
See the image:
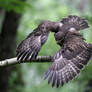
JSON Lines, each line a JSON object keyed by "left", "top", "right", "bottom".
{"left": 0, "top": 56, "right": 52, "bottom": 67}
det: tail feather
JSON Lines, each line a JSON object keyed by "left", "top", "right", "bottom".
{"left": 61, "top": 15, "right": 89, "bottom": 31}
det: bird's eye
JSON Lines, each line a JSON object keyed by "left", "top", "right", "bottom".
{"left": 41, "top": 25, "right": 46, "bottom": 29}
{"left": 46, "top": 27, "right": 49, "bottom": 30}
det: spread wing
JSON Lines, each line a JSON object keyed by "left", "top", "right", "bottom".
{"left": 16, "top": 29, "right": 49, "bottom": 62}
{"left": 44, "top": 37, "right": 92, "bottom": 88}
{"left": 61, "top": 15, "right": 89, "bottom": 31}
{"left": 54, "top": 15, "right": 89, "bottom": 47}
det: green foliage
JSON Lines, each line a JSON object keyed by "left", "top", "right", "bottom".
{"left": 1, "top": 0, "right": 92, "bottom": 92}
{"left": 0, "top": 0, "right": 31, "bottom": 13}
{"left": 16, "top": 0, "right": 92, "bottom": 92}
{"left": 85, "top": 16, "right": 92, "bottom": 25}
{"left": 9, "top": 65, "right": 24, "bottom": 92}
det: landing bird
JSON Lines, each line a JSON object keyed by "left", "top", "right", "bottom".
{"left": 16, "top": 20, "right": 62, "bottom": 62}
{"left": 44, "top": 15, "right": 92, "bottom": 87}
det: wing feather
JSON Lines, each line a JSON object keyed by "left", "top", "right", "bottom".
{"left": 16, "top": 20, "right": 59, "bottom": 62}
{"left": 61, "top": 15, "right": 89, "bottom": 31}
{"left": 17, "top": 30, "right": 49, "bottom": 62}
{"left": 44, "top": 43, "right": 92, "bottom": 87}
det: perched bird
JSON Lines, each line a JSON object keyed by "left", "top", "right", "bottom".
{"left": 16, "top": 20, "right": 62, "bottom": 62}
{"left": 44, "top": 15, "right": 92, "bottom": 87}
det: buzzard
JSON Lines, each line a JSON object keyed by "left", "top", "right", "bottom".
{"left": 44, "top": 15, "right": 92, "bottom": 87}
{"left": 16, "top": 20, "right": 62, "bottom": 62}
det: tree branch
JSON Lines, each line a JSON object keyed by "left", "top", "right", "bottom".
{"left": 0, "top": 56, "right": 52, "bottom": 67}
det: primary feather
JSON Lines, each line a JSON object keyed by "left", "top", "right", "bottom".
{"left": 44, "top": 15, "right": 92, "bottom": 87}
{"left": 16, "top": 20, "right": 62, "bottom": 62}
{"left": 45, "top": 31, "right": 92, "bottom": 87}
{"left": 61, "top": 15, "right": 89, "bottom": 31}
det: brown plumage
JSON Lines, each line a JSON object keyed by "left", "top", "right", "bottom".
{"left": 16, "top": 15, "right": 92, "bottom": 88}
{"left": 44, "top": 15, "right": 92, "bottom": 87}
{"left": 55, "top": 15, "right": 89, "bottom": 46}
{"left": 16, "top": 20, "right": 62, "bottom": 62}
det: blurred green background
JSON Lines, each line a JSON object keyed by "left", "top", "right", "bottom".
{"left": 0, "top": 0, "right": 92, "bottom": 92}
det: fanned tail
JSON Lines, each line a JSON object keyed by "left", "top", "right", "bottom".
{"left": 61, "top": 15, "right": 89, "bottom": 31}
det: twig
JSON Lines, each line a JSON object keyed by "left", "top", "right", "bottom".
{"left": 0, "top": 56, "right": 52, "bottom": 67}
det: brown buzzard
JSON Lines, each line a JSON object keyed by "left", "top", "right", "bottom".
{"left": 16, "top": 20, "right": 62, "bottom": 62}
{"left": 44, "top": 15, "right": 92, "bottom": 87}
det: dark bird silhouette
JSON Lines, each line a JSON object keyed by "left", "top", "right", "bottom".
{"left": 44, "top": 15, "right": 92, "bottom": 87}
{"left": 16, "top": 20, "right": 62, "bottom": 62}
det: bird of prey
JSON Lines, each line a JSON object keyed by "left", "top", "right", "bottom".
{"left": 44, "top": 15, "right": 92, "bottom": 87}
{"left": 16, "top": 20, "right": 62, "bottom": 62}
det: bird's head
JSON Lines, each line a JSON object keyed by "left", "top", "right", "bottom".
{"left": 39, "top": 20, "right": 63, "bottom": 33}
{"left": 39, "top": 20, "right": 53, "bottom": 33}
